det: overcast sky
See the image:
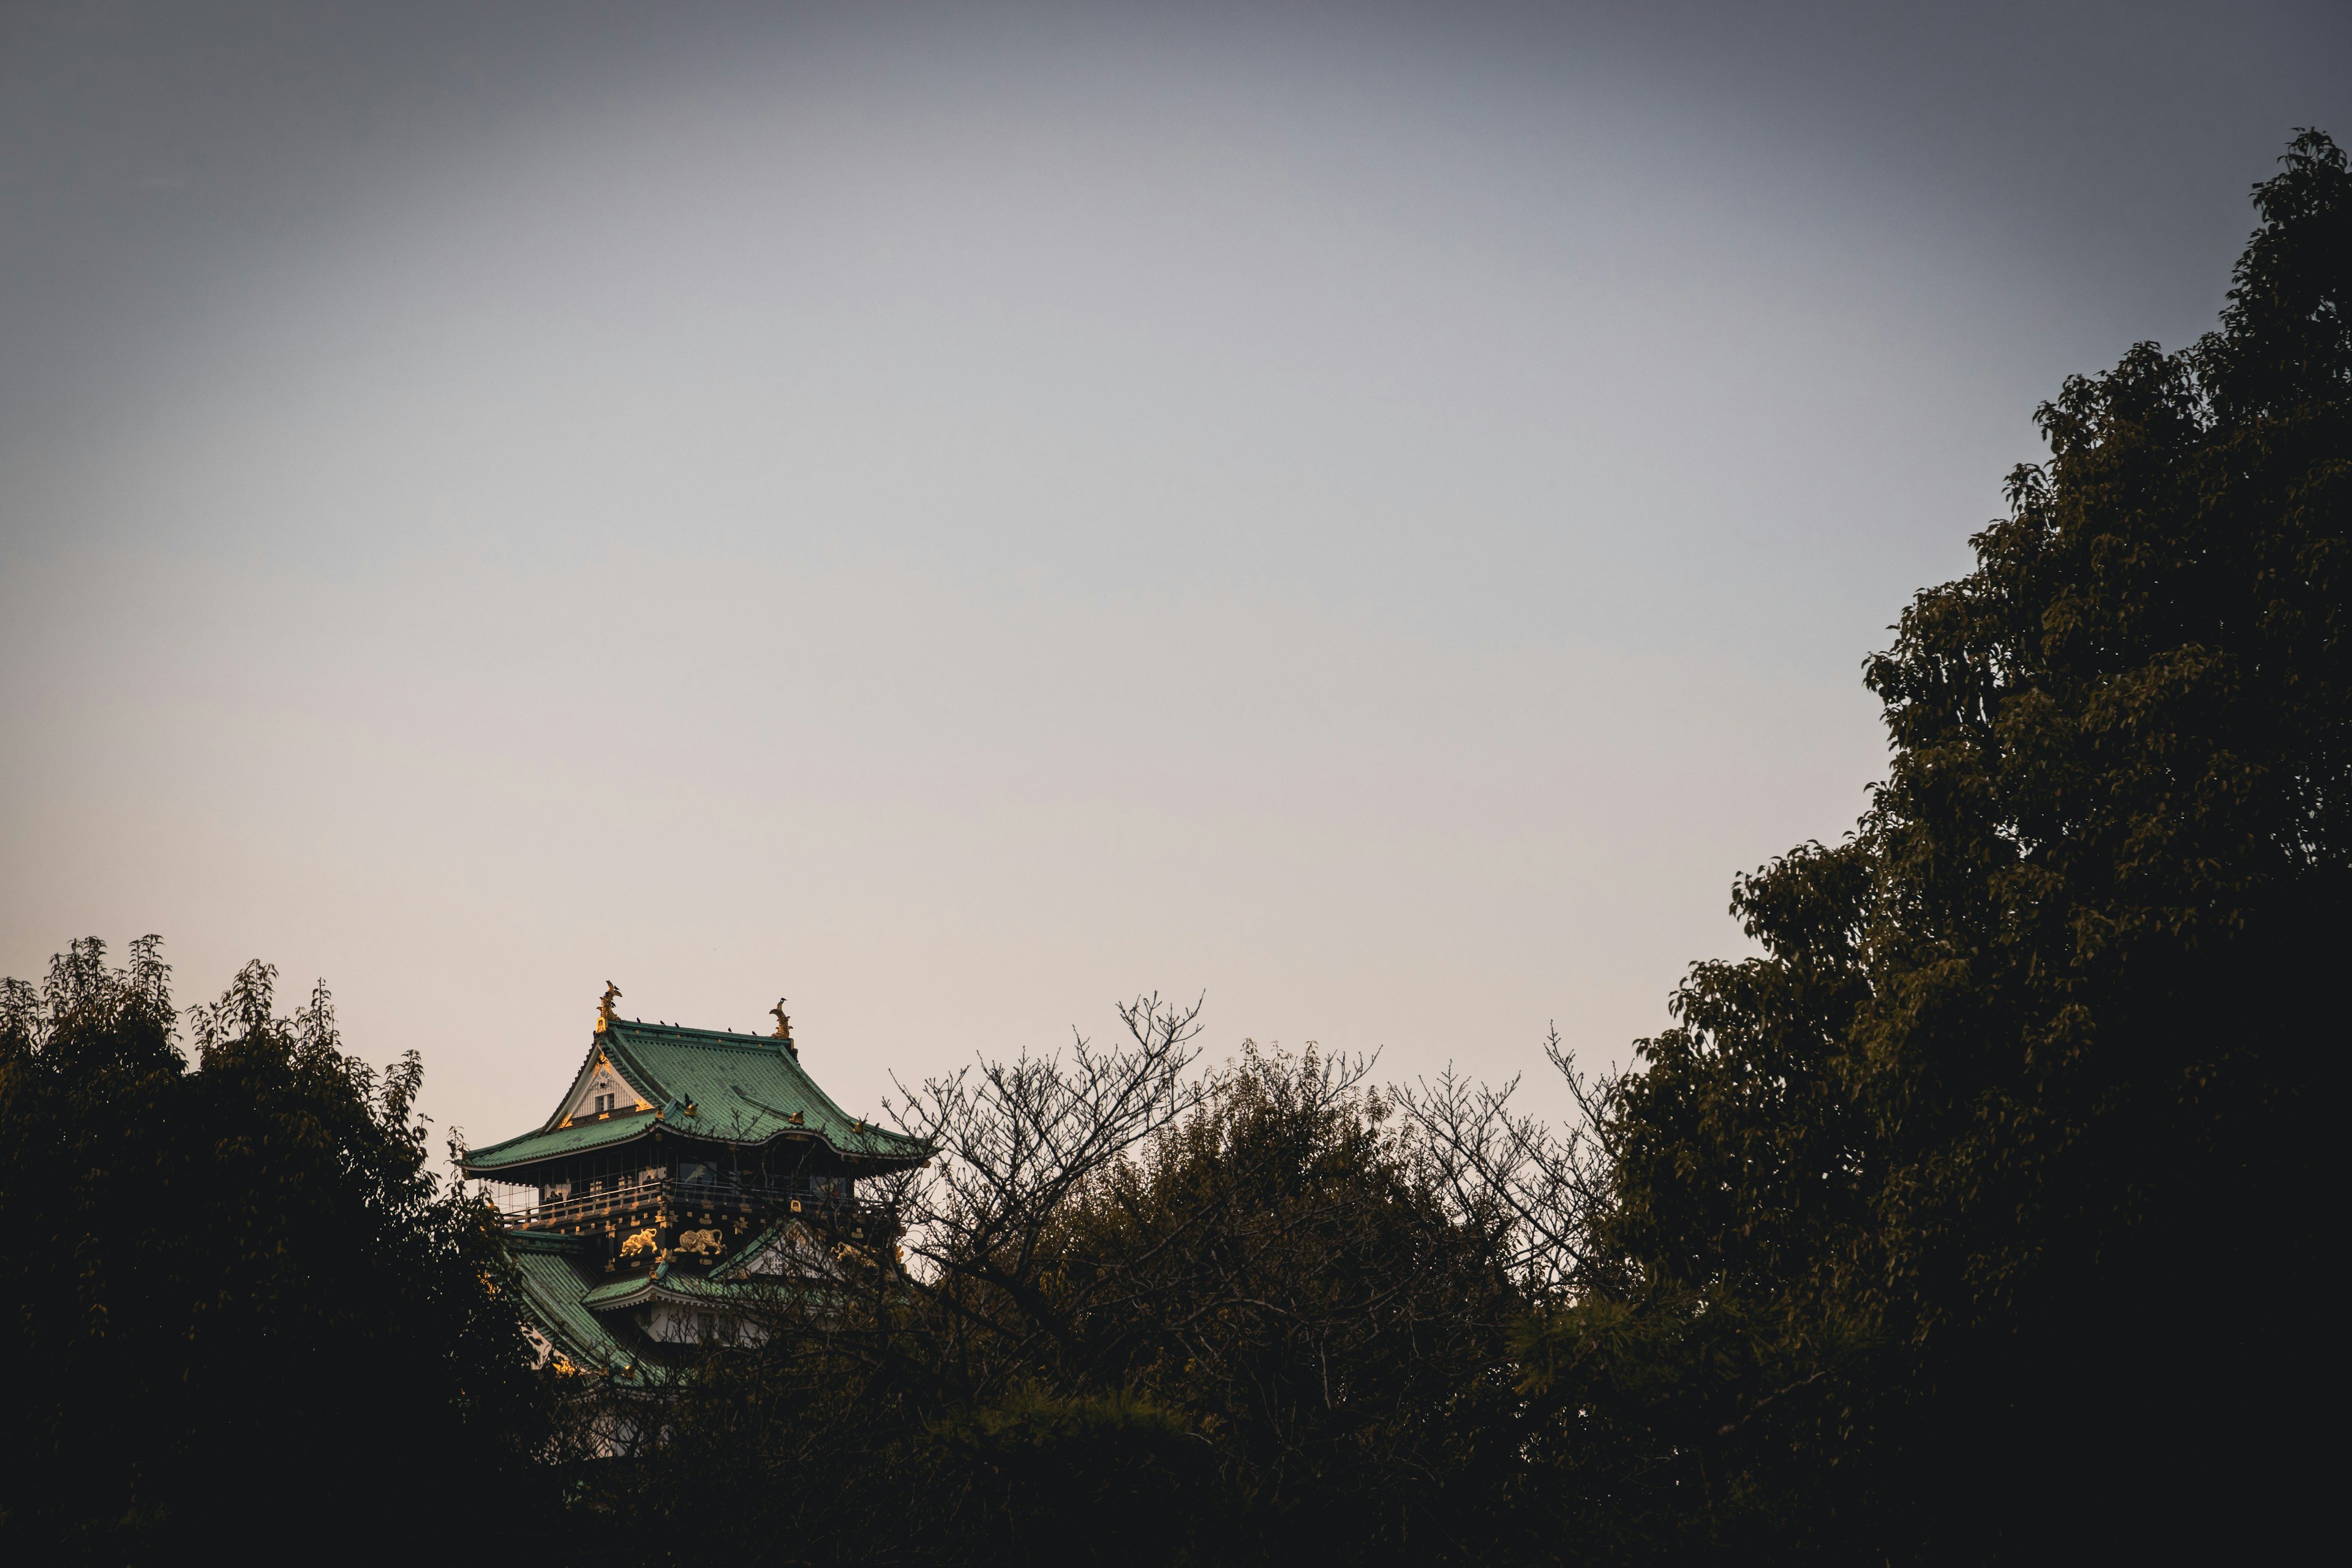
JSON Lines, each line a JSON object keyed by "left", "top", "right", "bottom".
{"left": 4, "top": 1, "right": 2345, "bottom": 1146}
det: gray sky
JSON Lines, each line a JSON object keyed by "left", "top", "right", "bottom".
{"left": 4, "top": 1, "right": 2345, "bottom": 1144}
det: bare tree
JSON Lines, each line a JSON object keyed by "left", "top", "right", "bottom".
{"left": 864, "top": 993, "right": 1209, "bottom": 1382}
{"left": 1395, "top": 1024, "right": 1619, "bottom": 1295}
{"left": 591, "top": 1004, "right": 1552, "bottom": 1562}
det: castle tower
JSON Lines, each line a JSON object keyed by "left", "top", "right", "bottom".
{"left": 461, "top": 995, "right": 930, "bottom": 1375}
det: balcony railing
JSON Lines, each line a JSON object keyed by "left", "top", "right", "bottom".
{"left": 496, "top": 1175, "right": 890, "bottom": 1234}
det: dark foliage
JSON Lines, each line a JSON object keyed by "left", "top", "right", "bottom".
{"left": 1516, "top": 128, "right": 2349, "bottom": 1560}
{"left": 0, "top": 939, "right": 556, "bottom": 1562}
{"left": 576, "top": 1025, "right": 1529, "bottom": 1567}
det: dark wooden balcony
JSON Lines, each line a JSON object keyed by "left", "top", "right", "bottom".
{"left": 497, "top": 1175, "right": 893, "bottom": 1236}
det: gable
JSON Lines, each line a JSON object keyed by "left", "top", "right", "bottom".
{"left": 559, "top": 1050, "right": 650, "bottom": 1125}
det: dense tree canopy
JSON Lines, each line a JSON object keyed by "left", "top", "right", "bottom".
{"left": 1548, "top": 127, "right": 2348, "bottom": 1558}
{"left": 0, "top": 940, "right": 554, "bottom": 1561}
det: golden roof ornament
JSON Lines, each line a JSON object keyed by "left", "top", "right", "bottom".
{"left": 597, "top": 981, "right": 622, "bottom": 1033}
{"left": 770, "top": 997, "right": 793, "bottom": 1041}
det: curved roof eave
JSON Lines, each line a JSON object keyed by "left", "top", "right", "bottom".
{"left": 460, "top": 1017, "right": 934, "bottom": 1176}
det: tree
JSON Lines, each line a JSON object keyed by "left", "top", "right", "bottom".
{"left": 0, "top": 938, "right": 554, "bottom": 1562}
{"left": 582, "top": 1017, "right": 1533, "bottom": 1566}
{"left": 1506, "top": 129, "right": 2348, "bottom": 1559}
{"left": 569, "top": 996, "right": 1218, "bottom": 1568}
{"left": 1046, "top": 1043, "right": 1528, "bottom": 1562}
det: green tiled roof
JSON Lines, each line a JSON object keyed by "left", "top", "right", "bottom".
{"left": 462, "top": 1018, "right": 930, "bottom": 1175}
{"left": 714, "top": 1218, "right": 786, "bottom": 1276}
{"left": 470, "top": 1111, "right": 655, "bottom": 1166}
{"left": 579, "top": 1266, "right": 770, "bottom": 1313}
{"left": 500, "top": 1224, "right": 816, "bottom": 1379}
{"left": 503, "top": 1231, "right": 664, "bottom": 1384}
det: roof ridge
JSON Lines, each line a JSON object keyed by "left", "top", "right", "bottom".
{"left": 616, "top": 1017, "right": 790, "bottom": 1041}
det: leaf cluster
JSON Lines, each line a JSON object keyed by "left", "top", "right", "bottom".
{"left": 0, "top": 938, "right": 558, "bottom": 1562}
{"left": 1510, "top": 129, "right": 2349, "bottom": 1560}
